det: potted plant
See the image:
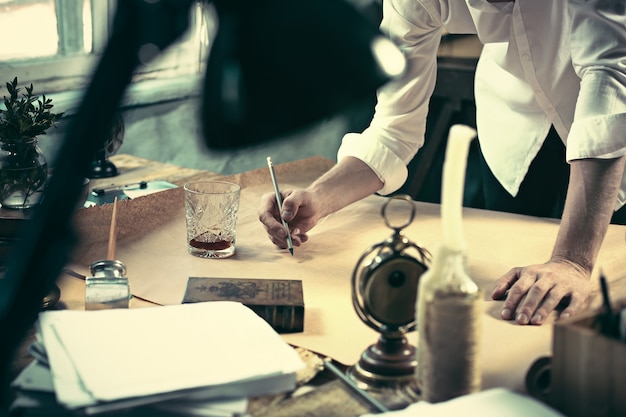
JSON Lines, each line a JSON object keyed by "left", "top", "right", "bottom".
{"left": 0, "top": 77, "right": 64, "bottom": 209}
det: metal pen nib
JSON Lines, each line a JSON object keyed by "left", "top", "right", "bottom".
{"left": 267, "top": 157, "right": 294, "bottom": 256}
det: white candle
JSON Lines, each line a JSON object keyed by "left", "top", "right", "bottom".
{"left": 440, "top": 124, "right": 477, "bottom": 252}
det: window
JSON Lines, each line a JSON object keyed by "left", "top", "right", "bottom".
{"left": 0, "top": 0, "right": 93, "bottom": 60}
{"left": 0, "top": 0, "right": 214, "bottom": 111}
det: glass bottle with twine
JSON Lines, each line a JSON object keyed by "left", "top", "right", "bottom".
{"left": 416, "top": 125, "right": 482, "bottom": 403}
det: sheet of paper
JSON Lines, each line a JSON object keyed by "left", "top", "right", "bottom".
{"left": 84, "top": 180, "right": 178, "bottom": 207}
{"left": 37, "top": 319, "right": 96, "bottom": 408}
{"left": 37, "top": 302, "right": 304, "bottom": 408}
{"left": 359, "top": 388, "right": 565, "bottom": 417}
{"left": 10, "top": 360, "right": 250, "bottom": 417}
{"left": 11, "top": 360, "right": 55, "bottom": 393}
{"left": 150, "top": 397, "right": 248, "bottom": 417}
{"left": 123, "top": 180, "right": 177, "bottom": 199}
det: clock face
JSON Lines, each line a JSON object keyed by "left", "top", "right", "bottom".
{"left": 363, "top": 254, "right": 426, "bottom": 327}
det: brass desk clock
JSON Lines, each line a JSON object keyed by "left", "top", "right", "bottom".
{"left": 349, "top": 194, "right": 430, "bottom": 390}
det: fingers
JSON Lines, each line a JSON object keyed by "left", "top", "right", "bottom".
{"left": 258, "top": 193, "right": 283, "bottom": 230}
{"left": 512, "top": 278, "right": 559, "bottom": 325}
{"left": 491, "top": 268, "right": 520, "bottom": 300}
{"left": 557, "top": 295, "right": 583, "bottom": 321}
{"left": 258, "top": 190, "right": 306, "bottom": 249}
{"left": 259, "top": 193, "right": 285, "bottom": 244}
{"left": 492, "top": 262, "right": 591, "bottom": 326}
{"left": 267, "top": 226, "right": 308, "bottom": 249}
{"left": 491, "top": 268, "right": 521, "bottom": 320}
{"left": 280, "top": 196, "right": 298, "bottom": 222}
{"left": 495, "top": 268, "right": 535, "bottom": 321}
{"left": 497, "top": 268, "right": 552, "bottom": 325}
{"left": 262, "top": 222, "right": 303, "bottom": 249}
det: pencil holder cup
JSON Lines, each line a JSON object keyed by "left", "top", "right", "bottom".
{"left": 85, "top": 259, "right": 130, "bottom": 310}
{"left": 527, "top": 299, "right": 626, "bottom": 417}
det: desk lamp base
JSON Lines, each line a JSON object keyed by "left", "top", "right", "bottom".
{"left": 88, "top": 158, "right": 119, "bottom": 179}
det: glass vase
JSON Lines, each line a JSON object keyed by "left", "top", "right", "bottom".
{"left": 0, "top": 138, "right": 48, "bottom": 209}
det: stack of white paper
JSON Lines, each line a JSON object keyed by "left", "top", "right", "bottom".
{"left": 359, "top": 388, "right": 566, "bottom": 417}
{"left": 11, "top": 301, "right": 305, "bottom": 415}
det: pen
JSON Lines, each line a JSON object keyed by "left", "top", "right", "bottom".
{"left": 266, "top": 157, "right": 294, "bottom": 256}
{"left": 323, "top": 358, "right": 390, "bottom": 413}
{"left": 92, "top": 181, "right": 148, "bottom": 196}
{"left": 599, "top": 271, "right": 618, "bottom": 337}
{"left": 107, "top": 196, "right": 119, "bottom": 260}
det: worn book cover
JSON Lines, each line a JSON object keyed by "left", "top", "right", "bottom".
{"left": 183, "top": 277, "right": 304, "bottom": 333}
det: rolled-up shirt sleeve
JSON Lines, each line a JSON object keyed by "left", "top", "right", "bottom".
{"left": 337, "top": 0, "right": 445, "bottom": 195}
{"left": 566, "top": 0, "right": 626, "bottom": 207}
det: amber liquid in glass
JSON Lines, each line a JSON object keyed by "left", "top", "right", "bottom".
{"left": 189, "top": 238, "right": 232, "bottom": 251}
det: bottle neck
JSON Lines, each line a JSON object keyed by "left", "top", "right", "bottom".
{"left": 423, "top": 244, "right": 479, "bottom": 296}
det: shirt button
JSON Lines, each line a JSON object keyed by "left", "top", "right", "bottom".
{"left": 522, "top": 54, "right": 531, "bottom": 61}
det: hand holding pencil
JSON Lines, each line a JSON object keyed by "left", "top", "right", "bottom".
{"left": 267, "top": 157, "right": 294, "bottom": 256}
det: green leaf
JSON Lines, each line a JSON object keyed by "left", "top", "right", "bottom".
{"left": 0, "top": 77, "right": 63, "bottom": 145}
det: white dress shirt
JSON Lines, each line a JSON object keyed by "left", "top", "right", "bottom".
{"left": 338, "top": 0, "right": 626, "bottom": 210}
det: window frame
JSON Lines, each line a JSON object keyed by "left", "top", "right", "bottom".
{"left": 0, "top": 0, "right": 212, "bottom": 114}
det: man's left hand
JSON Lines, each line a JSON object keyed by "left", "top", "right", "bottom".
{"left": 491, "top": 260, "right": 591, "bottom": 325}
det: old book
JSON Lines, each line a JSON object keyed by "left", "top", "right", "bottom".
{"left": 183, "top": 277, "right": 304, "bottom": 333}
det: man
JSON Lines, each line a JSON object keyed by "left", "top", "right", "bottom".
{"left": 258, "top": 0, "right": 626, "bottom": 325}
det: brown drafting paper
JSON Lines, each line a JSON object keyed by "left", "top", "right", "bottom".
{"left": 70, "top": 187, "right": 185, "bottom": 270}
{"left": 64, "top": 156, "right": 626, "bottom": 394}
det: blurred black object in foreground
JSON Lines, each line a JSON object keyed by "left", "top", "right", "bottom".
{"left": 203, "top": 0, "right": 405, "bottom": 149}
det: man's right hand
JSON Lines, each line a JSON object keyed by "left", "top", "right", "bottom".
{"left": 258, "top": 156, "right": 385, "bottom": 249}
{"left": 258, "top": 189, "right": 322, "bottom": 249}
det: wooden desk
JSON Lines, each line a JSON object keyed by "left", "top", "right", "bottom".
{"left": 87, "top": 154, "right": 218, "bottom": 188}
{"left": 9, "top": 154, "right": 626, "bottom": 416}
